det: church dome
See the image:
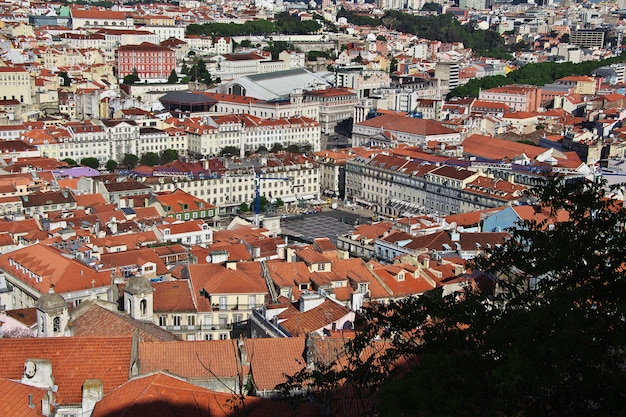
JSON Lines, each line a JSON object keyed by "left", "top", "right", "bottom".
{"left": 124, "top": 276, "right": 153, "bottom": 295}
{"left": 36, "top": 288, "right": 68, "bottom": 312}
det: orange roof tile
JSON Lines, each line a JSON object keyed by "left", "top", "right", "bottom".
{"left": 69, "top": 301, "right": 179, "bottom": 341}
{"left": 0, "top": 379, "right": 48, "bottom": 417}
{"left": 0, "top": 336, "right": 132, "bottom": 405}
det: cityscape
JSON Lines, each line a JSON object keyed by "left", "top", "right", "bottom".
{"left": 0, "top": 0, "right": 625, "bottom": 415}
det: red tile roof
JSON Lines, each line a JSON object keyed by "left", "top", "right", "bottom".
{"left": 139, "top": 340, "right": 241, "bottom": 378}
{"left": 153, "top": 280, "right": 197, "bottom": 313}
{"left": 0, "top": 336, "right": 133, "bottom": 404}
{"left": 0, "top": 244, "right": 112, "bottom": 294}
{"left": 355, "top": 114, "right": 458, "bottom": 136}
{"left": 92, "top": 371, "right": 314, "bottom": 417}
{"left": 0, "top": 379, "right": 48, "bottom": 417}
{"left": 280, "top": 299, "right": 351, "bottom": 336}
{"left": 69, "top": 301, "right": 179, "bottom": 341}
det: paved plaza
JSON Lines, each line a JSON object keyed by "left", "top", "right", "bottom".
{"left": 280, "top": 207, "right": 374, "bottom": 245}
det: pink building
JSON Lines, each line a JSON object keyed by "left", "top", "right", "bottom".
{"left": 116, "top": 42, "right": 175, "bottom": 83}
{"left": 478, "top": 85, "right": 542, "bottom": 112}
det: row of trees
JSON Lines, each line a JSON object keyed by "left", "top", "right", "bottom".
{"left": 62, "top": 150, "right": 179, "bottom": 171}
{"left": 186, "top": 12, "right": 321, "bottom": 37}
{"left": 219, "top": 143, "right": 314, "bottom": 157}
{"left": 449, "top": 52, "right": 626, "bottom": 98}
{"left": 277, "top": 176, "right": 626, "bottom": 416}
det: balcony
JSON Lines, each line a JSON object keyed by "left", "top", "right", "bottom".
{"left": 211, "top": 303, "right": 258, "bottom": 311}
{"left": 163, "top": 324, "right": 200, "bottom": 332}
{"left": 201, "top": 323, "right": 233, "bottom": 331}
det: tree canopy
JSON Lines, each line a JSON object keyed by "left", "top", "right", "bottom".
{"left": 186, "top": 12, "right": 320, "bottom": 37}
{"left": 80, "top": 157, "right": 100, "bottom": 169}
{"left": 121, "top": 153, "right": 139, "bottom": 169}
{"left": 450, "top": 53, "right": 626, "bottom": 98}
{"left": 278, "top": 176, "right": 626, "bottom": 417}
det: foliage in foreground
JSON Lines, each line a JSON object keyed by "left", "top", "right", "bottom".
{"left": 278, "top": 176, "right": 626, "bottom": 417}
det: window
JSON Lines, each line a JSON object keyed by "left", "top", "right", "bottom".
{"left": 205, "top": 334, "right": 213, "bottom": 340}
{"left": 248, "top": 295, "right": 255, "bottom": 309}
{"left": 53, "top": 316, "right": 61, "bottom": 333}
{"left": 173, "top": 316, "right": 182, "bottom": 326}
{"left": 158, "top": 316, "right": 167, "bottom": 326}
{"left": 219, "top": 297, "right": 227, "bottom": 310}
{"left": 140, "top": 299, "right": 147, "bottom": 315}
{"left": 317, "top": 263, "right": 325, "bottom": 271}
{"left": 187, "top": 315, "right": 195, "bottom": 326}
{"left": 219, "top": 333, "right": 228, "bottom": 340}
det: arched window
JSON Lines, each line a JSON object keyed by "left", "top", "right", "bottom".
{"left": 140, "top": 299, "right": 147, "bottom": 315}
{"left": 53, "top": 316, "right": 60, "bottom": 333}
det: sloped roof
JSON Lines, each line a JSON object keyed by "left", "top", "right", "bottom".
{"left": 153, "top": 280, "right": 196, "bottom": 313}
{"left": 0, "top": 379, "right": 48, "bottom": 417}
{"left": 68, "top": 301, "right": 179, "bottom": 342}
{"left": 280, "top": 299, "right": 351, "bottom": 336}
{"left": 355, "top": 114, "right": 458, "bottom": 136}
{"left": 0, "top": 336, "right": 133, "bottom": 404}
{"left": 0, "top": 244, "right": 112, "bottom": 294}
{"left": 138, "top": 340, "right": 241, "bottom": 378}
{"left": 91, "top": 371, "right": 313, "bottom": 417}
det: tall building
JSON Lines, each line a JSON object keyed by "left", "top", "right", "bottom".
{"left": 435, "top": 62, "right": 460, "bottom": 91}
{"left": 116, "top": 42, "right": 176, "bottom": 83}
{"left": 569, "top": 29, "right": 605, "bottom": 49}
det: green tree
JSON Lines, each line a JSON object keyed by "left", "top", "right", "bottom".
{"left": 80, "top": 157, "right": 100, "bottom": 169}
{"left": 239, "top": 202, "right": 250, "bottom": 213}
{"left": 105, "top": 160, "right": 118, "bottom": 171}
{"left": 286, "top": 144, "right": 301, "bottom": 153}
{"left": 160, "top": 149, "right": 179, "bottom": 164}
{"left": 279, "top": 176, "right": 626, "bottom": 417}
{"left": 123, "top": 68, "right": 140, "bottom": 85}
{"left": 421, "top": 2, "right": 440, "bottom": 11}
{"left": 220, "top": 146, "right": 239, "bottom": 157}
{"left": 61, "top": 158, "right": 77, "bottom": 166}
{"left": 167, "top": 69, "right": 178, "bottom": 84}
{"left": 121, "top": 153, "right": 139, "bottom": 169}
{"left": 270, "top": 143, "right": 285, "bottom": 153}
{"left": 141, "top": 152, "right": 159, "bottom": 167}
{"left": 58, "top": 71, "right": 72, "bottom": 87}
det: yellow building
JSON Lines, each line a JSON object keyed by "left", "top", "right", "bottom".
{"left": 0, "top": 66, "right": 32, "bottom": 105}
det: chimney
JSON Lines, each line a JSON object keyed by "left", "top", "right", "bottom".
{"left": 21, "top": 359, "right": 55, "bottom": 390}
{"left": 82, "top": 380, "right": 103, "bottom": 416}
{"left": 299, "top": 291, "right": 324, "bottom": 312}
{"left": 238, "top": 337, "right": 249, "bottom": 367}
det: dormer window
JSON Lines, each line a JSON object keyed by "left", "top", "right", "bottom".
{"left": 317, "top": 263, "right": 325, "bottom": 271}
{"left": 398, "top": 272, "right": 405, "bottom": 281}
{"left": 164, "top": 229, "right": 170, "bottom": 236}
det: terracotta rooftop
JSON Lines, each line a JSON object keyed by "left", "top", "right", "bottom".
{"left": 355, "top": 114, "right": 458, "bottom": 136}
{"left": 0, "top": 336, "right": 133, "bottom": 405}
{"left": 0, "top": 379, "right": 48, "bottom": 417}
{"left": 153, "top": 280, "right": 197, "bottom": 313}
{"left": 92, "top": 371, "right": 313, "bottom": 417}
{"left": 280, "top": 299, "right": 351, "bottom": 337}
{"left": 68, "top": 301, "right": 179, "bottom": 342}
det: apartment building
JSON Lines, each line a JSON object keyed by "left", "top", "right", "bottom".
{"left": 303, "top": 88, "right": 358, "bottom": 135}
{"left": 345, "top": 153, "right": 526, "bottom": 217}
{"left": 351, "top": 113, "right": 462, "bottom": 148}
{"left": 478, "top": 84, "right": 542, "bottom": 112}
{"left": 204, "top": 92, "right": 320, "bottom": 121}
{"left": 116, "top": 42, "right": 176, "bottom": 83}
{"left": 0, "top": 67, "right": 32, "bottom": 105}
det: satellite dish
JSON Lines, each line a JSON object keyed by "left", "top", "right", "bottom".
{"left": 205, "top": 255, "right": 212, "bottom": 263}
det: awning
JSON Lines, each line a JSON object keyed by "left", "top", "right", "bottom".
{"left": 282, "top": 196, "right": 297, "bottom": 203}
{"left": 301, "top": 194, "right": 315, "bottom": 200}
